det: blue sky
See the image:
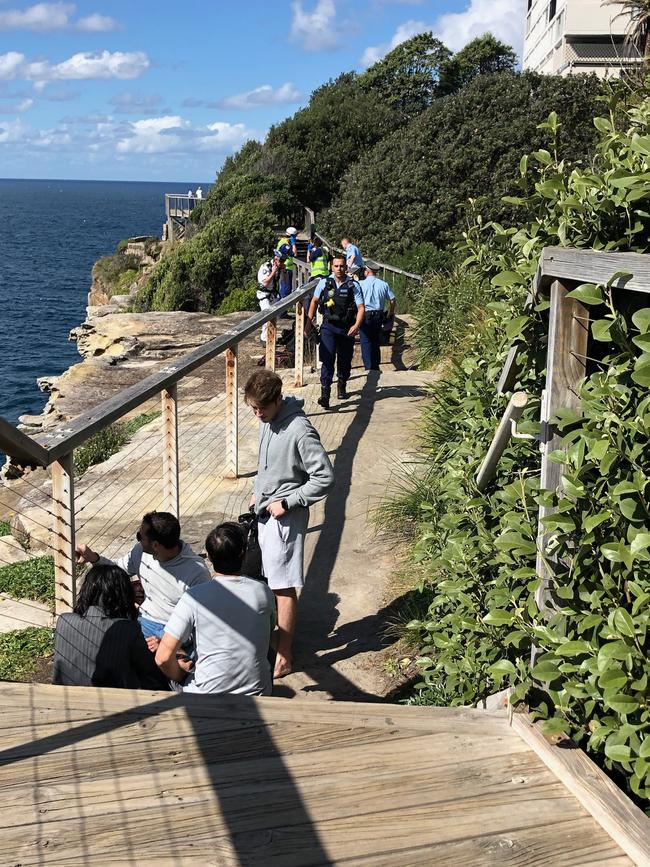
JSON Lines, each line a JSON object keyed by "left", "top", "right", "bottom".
{"left": 0, "top": 0, "right": 525, "bottom": 182}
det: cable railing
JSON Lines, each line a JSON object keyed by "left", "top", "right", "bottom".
{"left": 0, "top": 261, "right": 316, "bottom": 616}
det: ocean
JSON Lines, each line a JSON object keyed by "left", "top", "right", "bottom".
{"left": 0, "top": 178, "right": 201, "bottom": 427}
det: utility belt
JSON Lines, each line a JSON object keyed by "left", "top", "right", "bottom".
{"left": 257, "top": 284, "right": 278, "bottom": 297}
{"left": 365, "top": 310, "right": 382, "bottom": 320}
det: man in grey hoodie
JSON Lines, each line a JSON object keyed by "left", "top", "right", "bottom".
{"left": 245, "top": 369, "right": 334, "bottom": 679}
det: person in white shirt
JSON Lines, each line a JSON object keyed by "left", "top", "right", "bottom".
{"left": 75, "top": 511, "right": 211, "bottom": 642}
{"left": 195, "top": 186, "right": 203, "bottom": 199}
{"left": 155, "top": 522, "right": 276, "bottom": 695}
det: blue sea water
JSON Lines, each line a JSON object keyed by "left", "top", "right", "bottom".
{"left": 0, "top": 178, "right": 200, "bottom": 426}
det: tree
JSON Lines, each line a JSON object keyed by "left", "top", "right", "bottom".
{"left": 605, "top": 0, "right": 650, "bottom": 62}
{"left": 358, "top": 33, "right": 451, "bottom": 121}
{"left": 439, "top": 35, "right": 518, "bottom": 94}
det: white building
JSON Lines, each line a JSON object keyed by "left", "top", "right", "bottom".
{"left": 523, "top": 0, "right": 640, "bottom": 77}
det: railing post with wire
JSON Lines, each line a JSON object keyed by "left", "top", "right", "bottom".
{"left": 265, "top": 318, "right": 277, "bottom": 371}
{"left": 224, "top": 347, "right": 238, "bottom": 479}
{"left": 161, "top": 385, "right": 179, "bottom": 517}
{"left": 294, "top": 298, "right": 305, "bottom": 387}
{"left": 51, "top": 452, "right": 76, "bottom": 615}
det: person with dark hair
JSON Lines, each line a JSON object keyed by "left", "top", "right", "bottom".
{"left": 75, "top": 511, "right": 210, "bottom": 642}
{"left": 53, "top": 563, "right": 168, "bottom": 689}
{"left": 244, "top": 369, "right": 334, "bottom": 678}
{"left": 155, "top": 522, "right": 276, "bottom": 695}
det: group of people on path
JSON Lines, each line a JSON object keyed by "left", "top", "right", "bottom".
{"left": 53, "top": 369, "right": 334, "bottom": 693}
{"left": 257, "top": 231, "right": 396, "bottom": 409}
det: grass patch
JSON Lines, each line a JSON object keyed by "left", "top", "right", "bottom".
{"left": 0, "top": 520, "right": 10, "bottom": 536}
{"left": 74, "top": 411, "right": 160, "bottom": 477}
{"left": 0, "top": 555, "right": 54, "bottom": 604}
{"left": 0, "top": 627, "right": 53, "bottom": 681}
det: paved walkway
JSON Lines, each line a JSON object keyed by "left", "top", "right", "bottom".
{"left": 11, "top": 320, "right": 437, "bottom": 698}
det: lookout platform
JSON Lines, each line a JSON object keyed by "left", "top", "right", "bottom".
{"left": 0, "top": 681, "right": 644, "bottom": 866}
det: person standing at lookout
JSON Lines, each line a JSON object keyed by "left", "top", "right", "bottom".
{"left": 307, "top": 254, "right": 365, "bottom": 409}
{"left": 256, "top": 250, "right": 282, "bottom": 343}
{"left": 244, "top": 369, "right": 334, "bottom": 679}
{"left": 359, "top": 260, "right": 396, "bottom": 371}
{"left": 342, "top": 237, "right": 363, "bottom": 274}
{"left": 278, "top": 226, "right": 298, "bottom": 296}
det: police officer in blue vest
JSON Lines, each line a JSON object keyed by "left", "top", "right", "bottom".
{"left": 307, "top": 254, "right": 365, "bottom": 410}
{"left": 359, "top": 260, "right": 396, "bottom": 371}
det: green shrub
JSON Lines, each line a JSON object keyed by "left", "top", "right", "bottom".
{"left": 0, "top": 556, "right": 54, "bottom": 604}
{"left": 115, "top": 239, "right": 129, "bottom": 253}
{"left": 0, "top": 520, "right": 10, "bottom": 536}
{"left": 389, "top": 85, "right": 650, "bottom": 807}
{"left": 0, "top": 627, "right": 53, "bottom": 681}
{"left": 93, "top": 252, "right": 140, "bottom": 297}
{"left": 216, "top": 285, "right": 257, "bottom": 314}
{"left": 73, "top": 412, "right": 159, "bottom": 477}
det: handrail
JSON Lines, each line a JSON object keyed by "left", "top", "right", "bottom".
{"left": 536, "top": 247, "right": 650, "bottom": 294}
{"left": 0, "top": 275, "right": 318, "bottom": 466}
{"left": 314, "top": 230, "right": 423, "bottom": 282}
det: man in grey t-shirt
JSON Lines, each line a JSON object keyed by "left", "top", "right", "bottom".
{"left": 156, "top": 523, "right": 276, "bottom": 695}
{"left": 76, "top": 511, "right": 210, "bottom": 641}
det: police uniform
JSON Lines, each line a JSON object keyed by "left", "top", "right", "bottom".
{"left": 279, "top": 227, "right": 298, "bottom": 296}
{"left": 359, "top": 266, "right": 395, "bottom": 370}
{"left": 307, "top": 241, "right": 330, "bottom": 278}
{"left": 313, "top": 275, "right": 364, "bottom": 396}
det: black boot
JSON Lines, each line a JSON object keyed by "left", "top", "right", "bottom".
{"left": 317, "top": 386, "right": 331, "bottom": 409}
{"left": 337, "top": 380, "right": 348, "bottom": 400}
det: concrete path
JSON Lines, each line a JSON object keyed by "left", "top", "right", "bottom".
{"left": 11, "top": 319, "right": 437, "bottom": 698}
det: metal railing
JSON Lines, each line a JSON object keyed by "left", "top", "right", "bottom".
{"left": 0, "top": 260, "right": 316, "bottom": 616}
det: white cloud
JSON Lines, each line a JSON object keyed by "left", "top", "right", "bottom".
{"left": 218, "top": 82, "right": 301, "bottom": 110}
{"left": 359, "top": 0, "right": 525, "bottom": 68}
{"left": 110, "top": 91, "right": 164, "bottom": 115}
{"left": 0, "top": 50, "right": 150, "bottom": 86}
{"left": 116, "top": 115, "right": 254, "bottom": 155}
{"left": 0, "top": 97, "right": 33, "bottom": 113}
{"left": 0, "top": 51, "right": 26, "bottom": 80}
{"left": 290, "top": 0, "right": 337, "bottom": 52}
{"left": 75, "top": 13, "right": 120, "bottom": 32}
{"left": 0, "top": 118, "right": 29, "bottom": 142}
{"left": 0, "top": 2, "right": 73, "bottom": 31}
{"left": 435, "top": 0, "right": 525, "bottom": 53}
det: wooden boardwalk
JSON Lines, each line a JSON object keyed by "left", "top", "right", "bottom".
{"left": 1, "top": 683, "right": 647, "bottom": 866}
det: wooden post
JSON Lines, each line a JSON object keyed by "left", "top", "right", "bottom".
{"left": 161, "top": 385, "right": 179, "bottom": 517}
{"left": 535, "top": 279, "right": 589, "bottom": 618}
{"left": 475, "top": 392, "right": 529, "bottom": 492}
{"left": 224, "top": 347, "right": 238, "bottom": 479}
{"left": 265, "top": 317, "right": 277, "bottom": 371}
{"left": 294, "top": 300, "right": 305, "bottom": 387}
{"left": 51, "top": 453, "right": 76, "bottom": 615}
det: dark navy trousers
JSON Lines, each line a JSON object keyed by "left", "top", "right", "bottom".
{"left": 359, "top": 311, "right": 382, "bottom": 370}
{"left": 319, "top": 322, "right": 354, "bottom": 387}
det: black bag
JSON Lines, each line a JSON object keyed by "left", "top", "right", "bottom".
{"left": 238, "top": 508, "right": 267, "bottom": 583}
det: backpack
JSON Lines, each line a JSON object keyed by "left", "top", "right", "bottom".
{"left": 318, "top": 276, "right": 358, "bottom": 327}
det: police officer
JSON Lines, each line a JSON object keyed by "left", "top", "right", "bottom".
{"left": 307, "top": 254, "right": 365, "bottom": 409}
{"left": 307, "top": 233, "right": 330, "bottom": 279}
{"left": 359, "top": 260, "right": 396, "bottom": 371}
{"left": 278, "top": 226, "right": 299, "bottom": 297}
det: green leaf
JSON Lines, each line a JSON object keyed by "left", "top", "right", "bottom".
{"left": 491, "top": 271, "right": 524, "bottom": 288}
{"left": 604, "top": 693, "right": 639, "bottom": 715}
{"left": 519, "top": 154, "right": 528, "bottom": 177}
{"left": 483, "top": 609, "right": 513, "bottom": 626}
{"left": 631, "top": 354, "right": 650, "bottom": 387}
{"left": 594, "top": 116, "right": 612, "bottom": 133}
{"left": 632, "top": 308, "right": 650, "bottom": 334}
{"left": 505, "top": 316, "right": 529, "bottom": 340}
{"left": 584, "top": 511, "right": 610, "bottom": 533}
{"left": 598, "top": 667, "right": 628, "bottom": 690}
{"left": 605, "top": 743, "right": 633, "bottom": 762}
{"left": 612, "top": 608, "right": 635, "bottom": 638}
{"left": 631, "top": 533, "right": 650, "bottom": 555}
{"left": 533, "top": 149, "right": 552, "bottom": 165}
{"left": 601, "top": 542, "right": 626, "bottom": 563}
{"left": 543, "top": 717, "right": 570, "bottom": 736}
{"left": 488, "top": 659, "right": 516, "bottom": 677}
{"left": 532, "top": 659, "right": 561, "bottom": 682}
{"left": 640, "top": 737, "right": 650, "bottom": 759}
{"left": 556, "top": 640, "right": 591, "bottom": 657}
{"left": 591, "top": 318, "right": 613, "bottom": 342}
{"left": 566, "top": 283, "right": 605, "bottom": 305}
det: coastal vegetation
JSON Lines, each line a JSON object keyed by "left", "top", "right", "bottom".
{"left": 0, "top": 555, "right": 54, "bottom": 604}
{"left": 386, "top": 85, "right": 650, "bottom": 808}
{"left": 134, "top": 34, "right": 602, "bottom": 314}
{"left": 0, "top": 627, "right": 53, "bottom": 682}
{"left": 93, "top": 250, "right": 140, "bottom": 299}
{"left": 73, "top": 411, "right": 160, "bottom": 478}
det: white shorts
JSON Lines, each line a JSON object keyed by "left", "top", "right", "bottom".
{"left": 257, "top": 507, "right": 309, "bottom": 590}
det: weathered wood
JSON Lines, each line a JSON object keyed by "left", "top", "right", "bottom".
{"left": 510, "top": 711, "right": 650, "bottom": 867}
{"left": 294, "top": 299, "right": 305, "bottom": 387}
{"left": 34, "top": 281, "right": 317, "bottom": 464}
{"left": 224, "top": 347, "right": 238, "bottom": 479}
{"left": 475, "top": 392, "right": 529, "bottom": 492}
{"left": 538, "top": 247, "right": 650, "bottom": 295}
{"left": 51, "top": 452, "right": 76, "bottom": 614}
{"left": 265, "top": 317, "right": 277, "bottom": 371}
{"left": 161, "top": 385, "right": 179, "bottom": 516}
{"left": 535, "top": 280, "right": 589, "bottom": 617}
{"left": 0, "top": 416, "right": 50, "bottom": 466}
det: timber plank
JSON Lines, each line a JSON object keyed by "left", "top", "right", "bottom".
{"left": 538, "top": 247, "right": 650, "bottom": 296}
